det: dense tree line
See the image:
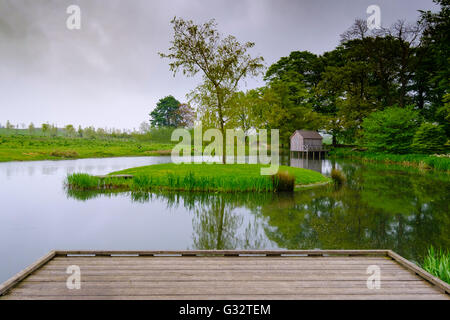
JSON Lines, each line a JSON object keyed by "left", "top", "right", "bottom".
{"left": 249, "top": 0, "right": 449, "bottom": 151}
{"left": 157, "top": 1, "right": 448, "bottom": 154}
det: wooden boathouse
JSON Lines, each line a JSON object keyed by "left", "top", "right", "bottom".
{"left": 290, "top": 130, "right": 328, "bottom": 159}
{"left": 0, "top": 250, "right": 449, "bottom": 300}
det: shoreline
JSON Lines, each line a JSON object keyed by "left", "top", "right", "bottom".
{"left": 329, "top": 148, "right": 450, "bottom": 172}
{"left": 0, "top": 152, "right": 172, "bottom": 163}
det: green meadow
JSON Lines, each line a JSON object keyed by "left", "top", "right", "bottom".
{"left": 0, "top": 135, "right": 174, "bottom": 162}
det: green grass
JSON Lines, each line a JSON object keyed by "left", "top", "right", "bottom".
{"left": 0, "top": 135, "right": 174, "bottom": 162}
{"left": 422, "top": 247, "right": 450, "bottom": 284}
{"left": 66, "top": 163, "right": 330, "bottom": 193}
{"left": 329, "top": 148, "right": 450, "bottom": 171}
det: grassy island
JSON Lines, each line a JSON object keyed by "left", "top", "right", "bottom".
{"left": 66, "top": 163, "right": 330, "bottom": 193}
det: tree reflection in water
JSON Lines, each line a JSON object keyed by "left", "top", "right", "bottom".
{"left": 258, "top": 161, "right": 449, "bottom": 263}
{"left": 65, "top": 160, "right": 450, "bottom": 263}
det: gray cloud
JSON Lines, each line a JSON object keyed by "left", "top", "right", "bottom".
{"left": 0, "top": 0, "right": 438, "bottom": 129}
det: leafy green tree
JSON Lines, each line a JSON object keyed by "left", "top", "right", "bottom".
{"left": 436, "top": 94, "right": 450, "bottom": 137}
{"left": 77, "top": 125, "right": 83, "bottom": 137}
{"left": 175, "top": 103, "right": 196, "bottom": 128}
{"left": 49, "top": 124, "right": 58, "bottom": 137}
{"left": 41, "top": 123, "right": 50, "bottom": 136}
{"left": 418, "top": 0, "right": 450, "bottom": 119}
{"left": 265, "top": 81, "right": 324, "bottom": 146}
{"left": 6, "top": 120, "right": 14, "bottom": 131}
{"left": 264, "top": 51, "right": 324, "bottom": 93}
{"left": 96, "top": 128, "right": 106, "bottom": 138}
{"left": 411, "top": 123, "right": 447, "bottom": 154}
{"left": 362, "top": 107, "right": 420, "bottom": 153}
{"left": 263, "top": 51, "right": 326, "bottom": 145}
{"left": 226, "top": 91, "right": 257, "bottom": 136}
{"left": 28, "top": 123, "right": 35, "bottom": 135}
{"left": 150, "top": 95, "right": 181, "bottom": 127}
{"left": 84, "top": 126, "right": 96, "bottom": 139}
{"left": 65, "top": 124, "right": 76, "bottom": 137}
{"left": 160, "top": 17, "right": 264, "bottom": 163}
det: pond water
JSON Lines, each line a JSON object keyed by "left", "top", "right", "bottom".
{"left": 0, "top": 156, "right": 449, "bottom": 283}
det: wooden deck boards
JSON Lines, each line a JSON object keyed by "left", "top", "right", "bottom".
{"left": 1, "top": 250, "right": 449, "bottom": 300}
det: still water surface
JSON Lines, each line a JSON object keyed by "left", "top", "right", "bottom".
{"left": 0, "top": 156, "right": 448, "bottom": 282}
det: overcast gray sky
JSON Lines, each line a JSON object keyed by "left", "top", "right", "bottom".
{"left": 0, "top": 0, "right": 438, "bottom": 130}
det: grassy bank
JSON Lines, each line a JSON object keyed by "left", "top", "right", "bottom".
{"left": 0, "top": 136, "right": 174, "bottom": 162}
{"left": 329, "top": 148, "right": 450, "bottom": 171}
{"left": 422, "top": 247, "right": 450, "bottom": 284}
{"left": 66, "top": 163, "right": 330, "bottom": 193}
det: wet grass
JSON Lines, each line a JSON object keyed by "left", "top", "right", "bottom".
{"left": 66, "top": 164, "right": 330, "bottom": 193}
{"left": 422, "top": 247, "right": 450, "bottom": 284}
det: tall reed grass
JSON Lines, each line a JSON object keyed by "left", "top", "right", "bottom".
{"left": 422, "top": 246, "right": 450, "bottom": 284}
{"left": 271, "top": 171, "right": 295, "bottom": 192}
{"left": 66, "top": 172, "right": 277, "bottom": 193}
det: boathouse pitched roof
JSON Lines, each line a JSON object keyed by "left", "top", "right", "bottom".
{"left": 290, "top": 130, "right": 323, "bottom": 140}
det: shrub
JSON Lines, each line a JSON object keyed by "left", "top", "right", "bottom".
{"left": 271, "top": 171, "right": 295, "bottom": 192}
{"left": 331, "top": 168, "right": 346, "bottom": 186}
{"left": 362, "top": 106, "right": 419, "bottom": 154}
{"left": 411, "top": 123, "right": 447, "bottom": 154}
{"left": 50, "top": 150, "right": 79, "bottom": 158}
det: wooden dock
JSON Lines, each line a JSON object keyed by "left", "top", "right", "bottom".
{"left": 1, "top": 250, "right": 449, "bottom": 300}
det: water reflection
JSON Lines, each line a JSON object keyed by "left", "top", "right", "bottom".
{"left": 66, "top": 160, "right": 450, "bottom": 263}
{"left": 69, "top": 191, "right": 276, "bottom": 250}
{"left": 190, "top": 194, "right": 271, "bottom": 250}
{"left": 258, "top": 161, "right": 449, "bottom": 263}
{"left": 290, "top": 157, "right": 323, "bottom": 173}
{"left": 0, "top": 156, "right": 448, "bottom": 284}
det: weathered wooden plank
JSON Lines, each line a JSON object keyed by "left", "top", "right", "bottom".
{"left": 32, "top": 269, "right": 415, "bottom": 276}
{"left": 50, "top": 256, "right": 394, "bottom": 263}
{"left": 2, "top": 294, "right": 448, "bottom": 300}
{"left": 23, "top": 273, "right": 421, "bottom": 281}
{"left": 42, "top": 265, "right": 404, "bottom": 271}
{"left": 51, "top": 253, "right": 390, "bottom": 261}
{"left": 6, "top": 286, "right": 442, "bottom": 296}
{"left": 15, "top": 280, "right": 432, "bottom": 289}
{"left": 0, "top": 251, "right": 55, "bottom": 296}
{"left": 56, "top": 250, "right": 389, "bottom": 256}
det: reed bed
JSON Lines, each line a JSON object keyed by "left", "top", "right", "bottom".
{"left": 65, "top": 164, "right": 330, "bottom": 193}
{"left": 67, "top": 172, "right": 274, "bottom": 193}
{"left": 271, "top": 171, "right": 295, "bottom": 192}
